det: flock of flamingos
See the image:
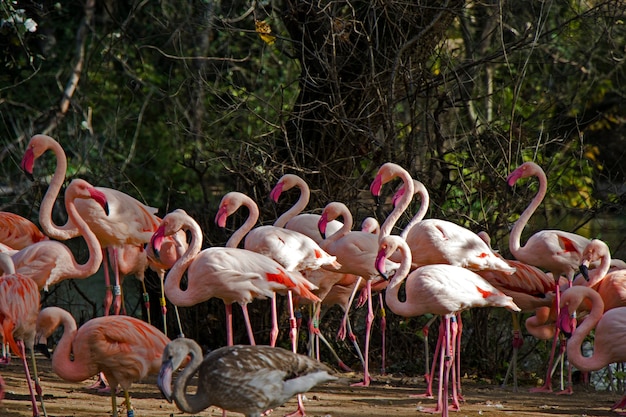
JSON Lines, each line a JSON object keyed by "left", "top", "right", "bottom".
{"left": 1, "top": 133, "right": 626, "bottom": 417}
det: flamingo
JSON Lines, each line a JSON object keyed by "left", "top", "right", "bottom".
{"left": 507, "top": 161, "right": 591, "bottom": 393}
{"left": 157, "top": 337, "right": 336, "bottom": 417}
{"left": 35, "top": 306, "right": 170, "bottom": 417}
{"left": 375, "top": 235, "right": 520, "bottom": 416}
{"left": 270, "top": 173, "right": 343, "bottom": 244}
{"left": 557, "top": 285, "right": 626, "bottom": 414}
{"left": 216, "top": 191, "right": 338, "bottom": 350}
{"left": 372, "top": 164, "right": 514, "bottom": 397}
{"left": 0, "top": 252, "right": 47, "bottom": 417}
{"left": 150, "top": 209, "right": 320, "bottom": 348}
{"left": 0, "top": 212, "right": 48, "bottom": 250}
{"left": 317, "top": 202, "right": 402, "bottom": 387}
{"left": 269, "top": 176, "right": 357, "bottom": 368}
{"left": 4, "top": 179, "right": 107, "bottom": 291}
{"left": 20, "top": 134, "right": 161, "bottom": 316}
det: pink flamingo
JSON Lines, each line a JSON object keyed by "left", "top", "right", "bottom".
{"left": 375, "top": 235, "right": 520, "bottom": 416}
{"left": 0, "top": 252, "right": 47, "bottom": 417}
{"left": 216, "top": 192, "right": 338, "bottom": 348}
{"left": 20, "top": 134, "right": 161, "bottom": 316}
{"left": 35, "top": 306, "right": 170, "bottom": 417}
{"left": 151, "top": 209, "right": 320, "bottom": 348}
{"left": 0, "top": 212, "right": 48, "bottom": 250}
{"left": 317, "top": 199, "right": 407, "bottom": 387}
{"left": 6, "top": 179, "right": 106, "bottom": 291}
{"left": 557, "top": 285, "right": 626, "bottom": 414}
{"left": 507, "top": 161, "right": 590, "bottom": 393}
{"left": 270, "top": 173, "right": 343, "bottom": 244}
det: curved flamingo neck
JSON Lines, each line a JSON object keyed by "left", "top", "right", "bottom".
{"left": 323, "top": 204, "right": 354, "bottom": 246}
{"left": 225, "top": 195, "right": 260, "bottom": 248}
{"left": 62, "top": 191, "right": 103, "bottom": 280}
{"left": 379, "top": 170, "right": 414, "bottom": 239}
{"left": 384, "top": 238, "right": 415, "bottom": 317}
{"left": 509, "top": 166, "right": 547, "bottom": 257}
{"left": 164, "top": 217, "right": 203, "bottom": 306}
{"left": 273, "top": 177, "right": 309, "bottom": 228}
{"left": 49, "top": 308, "right": 94, "bottom": 382}
{"left": 38, "top": 139, "right": 79, "bottom": 240}
{"left": 400, "top": 181, "right": 430, "bottom": 240}
{"left": 565, "top": 288, "right": 605, "bottom": 372}
{"left": 172, "top": 340, "right": 211, "bottom": 413}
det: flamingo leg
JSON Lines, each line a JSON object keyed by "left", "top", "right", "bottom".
{"left": 422, "top": 315, "right": 438, "bottom": 387}
{"left": 173, "top": 305, "right": 185, "bottom": 338}
{"left": 284, "top": 290, "right": 307, "bottom": 417}
{"left": 422, "top": 318, "right": 448, "bottom": 415}
{"left": 413, "top": 317, "right": 439, "bottom": 399}
{"left": 454, "top": 313, "right": 464, "bottom": 404}
{"left": 269, "top": 296, "right": 279, "bottom": 347}
{"left": 502, "top": 312, "right": 523, "bottom": 392}
{"left": 103, "top": 248, "right": 113, "bottom": 317}
{"left": 450, "top": 315, "right": 461, "bottom": 410}
{"left": 18, "top": 341, "right": 45, "bottom": 417}
{"left": 225, "top": 304, "right": 234, "bottom": 346}
{"left": 140, "top": 280, "right": 151, "bottom": 326}
{"left": 122, "top": 390, "right": 135, "bottom": 417}
{"left": 110, "top": 385, "right": 118, "bottom": 417}
{"left": 379, "top": 292, "right": 387, "bottom": 375}
{"left": 337, "top": 277, "right": 362, "bottom": 341}
{"left": 351, "top": 280, "right": 373, "bottom": 387}
{"left": 0, "top": 373, "right": 5, "bottom": 402}
{"left": 556, "top": 312, "right": 576, "bottom": 395}
{"left": 240, "top": 304, "right": 256, "bottom": 346}
{"left": 345, "top": 314, "right": 365, "bottom": 367}
{"left": 110, "top": 247, "right": 124, "bottom": 316}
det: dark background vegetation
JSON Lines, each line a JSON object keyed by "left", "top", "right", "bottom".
{"left": 2, "top": 0, "right": 626, "bottom": 387}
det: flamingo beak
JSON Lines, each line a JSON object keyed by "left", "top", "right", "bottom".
{"left": 20, "top": 148, "right": 35, "bottom": 181}
{"left": 150, "top": 227, "right": 166, "bottom": 260}
{"left": 88, "top": 188, "right": 109, "bottom": 215}
{"left": 215, "top": 205, "right": 229, "bottom": 228}
{"left": 375, "top": 250, "right": 389, "bottom": 280}
{"left": 579, "top": 263, "right": 590, "bottom": 281}
{"left": 157, "top": 360, "right": 174, "bottom": 403}
{"left": 269, "top": 182, "right": 284, "bottom": 203}
{"left": 318, "top": 213, "right": 328, "bottom": 239}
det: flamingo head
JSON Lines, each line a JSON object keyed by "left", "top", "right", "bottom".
{"left": 370, "top": 173, "right": 383, "bottom": 197}
{"left": 150, "top": 225, "right": 166, "bottom": 260}
{"left": 506, "top": 161, "right": 540, "bottom": 187}
{"left": 269, "top": 179, "right": 285, "bottom": 203}
{"left": 21, "top": 134, "right": 55, "bottom": 180}
{"left": 556, "top": 301, "right": 576, "bottom": 338}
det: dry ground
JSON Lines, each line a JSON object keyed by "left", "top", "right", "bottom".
{"left": 0, "top": 353, "right": 623, "bottom": 417}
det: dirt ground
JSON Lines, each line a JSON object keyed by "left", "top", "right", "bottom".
{"left": 0, "top": 353, "right": 623, "bottom": 417}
